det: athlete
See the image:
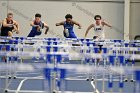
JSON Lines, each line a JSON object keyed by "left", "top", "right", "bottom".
{"left": 1, "top": 13, "right": 19, "bottom": 37}
{"left": 56, "top": 14, "right": 81, "bottom": 38}
{"left": 85, "top": 15, "right": 112, "bottom": 39}
{"left": 27, "top": 13, "right": 49, "bottom": 37}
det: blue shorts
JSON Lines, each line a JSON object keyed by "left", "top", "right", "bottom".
{"left": 63, "top": 31, "right": 77, "bottom": 38}
{"left": 27, "top": 30, "right": 41, "bottom": 37}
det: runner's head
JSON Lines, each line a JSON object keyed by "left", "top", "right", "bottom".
{"left": 94, "top": 15, "right": 102, "bottom": 23}
{"left": 65, "top": 14, "right": 73, "bottom": 24}
{"left": 35, "top": 13, "right": 41, "bottom": 23}
{"left": 7, "top": 13, "right": 13, "bottom": 22}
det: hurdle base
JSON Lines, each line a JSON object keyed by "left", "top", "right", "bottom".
{"left": 86, "top": 78, "right": 90, "bottom": 81}
{"left": 130, "top": 79, "right": 135, "bottom": 82}
{"left": 123, "top": 78, "right": 128, "bottom": 82}
{"left": 91, "top": 78, "right": 95, "bottom": 81}
{"left": 4, "top": 89, "right": 9, "bottom": 93}
{"left": 8, "top": 76, "right": 12, "bottom": 79}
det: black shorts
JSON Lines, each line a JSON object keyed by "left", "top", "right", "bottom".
{"left": 27, "top": 30, "right": 42, "bottom": 37}
{"left": 93, "top": 36, "right": 98, "bottom": 39}
{"left": 1, "top": 30, "right": 12, "bottom": 36}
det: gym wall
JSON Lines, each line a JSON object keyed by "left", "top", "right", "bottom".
{"left": 0, "top": 0, "right": 124, "bottom": 39}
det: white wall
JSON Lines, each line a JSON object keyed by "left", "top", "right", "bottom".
{"left": 0, "top": 0, "right": 124, "bottom": 39}
{"left": 130, "top": 1, "right": 140, "bottom": 40}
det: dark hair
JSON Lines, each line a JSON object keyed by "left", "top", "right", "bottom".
{"left": 65, "top": 14, "right": 73, "bottom": 19}
{"left": 35, "top": 13, "right": 41, "bottom": 18}
{"left": 7, "top": 13, "right": 13, "bottom": 17}
{"left": 94, "top": 15, "right": 101, "bottom": 20}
